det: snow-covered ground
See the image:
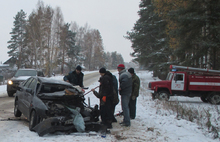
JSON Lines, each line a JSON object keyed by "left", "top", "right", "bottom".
{"left": 0, "top": 71, "right": 219, "bottom": 142}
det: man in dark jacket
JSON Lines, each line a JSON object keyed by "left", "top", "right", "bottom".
{"left": 128, "top": 68, "right": 140, "bottom": 119}
{"left": 117, "top": 64, "right": 132, "bottom": 127}
{"left": 63, "top": 65, "right": 84, "bottom": 87}
{"left": 91, "top": 67, "right": 114, "bottom": 128}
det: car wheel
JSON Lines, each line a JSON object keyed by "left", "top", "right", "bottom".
{"left": 14, "top": 99, "right": 22, "bottom": 117}
{"left": 7, "top": 91, "right": 15, "bottom": 97}
{"left": 200, "top": 95, "right": 208, "bottom": 103}
{"left": 29, "top": 110, "right": 38, "bottom": 131}
{"left": 158, "top": 91, "right": 170, "bottom": 101}
{"left": 208, "top": 92, "right": 220, "bottom": 105}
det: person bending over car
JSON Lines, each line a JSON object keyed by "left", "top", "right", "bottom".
{"left": 63, "top": 65, "right": 84, "bottom": 87}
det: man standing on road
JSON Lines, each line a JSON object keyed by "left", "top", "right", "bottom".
{"left": 63, "top": 65, "right": 84, "bottom": 87}
{"left": 117, "top": 64, "right": 132, "bottom": 127}
{"left": 91, "top": 67, "right": 114, "bottom": 128}
{"left": 128, "top": 68, "right": 140, "bottom": 119}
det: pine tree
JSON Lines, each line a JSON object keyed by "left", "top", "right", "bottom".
{"left": 66, "top": 29, "right": 80, "bottom": 71}
{"left": 126, "top": 0, "right": 171, "bottom": 76}
{"left": 7, "top": 9, "right": 27, "bottom": 69}
{"left": 168, "top": 0, "right": 220, "bottom": 69}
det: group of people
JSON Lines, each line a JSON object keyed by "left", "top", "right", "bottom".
{"left": 63, "top": 64, "right": 140, "bottom": 129}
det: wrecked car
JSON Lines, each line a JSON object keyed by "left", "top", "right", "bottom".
{"left": 14, "top": 76, "right": 104, "bottom": 136}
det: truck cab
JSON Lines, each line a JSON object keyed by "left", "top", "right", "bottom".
{"left": 149, "top": 71, "right": 187, "bottom": 100}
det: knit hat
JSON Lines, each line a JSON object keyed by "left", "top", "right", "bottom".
{"left": 76, "top": 65, "right": 82, "bottom": 71}
{"left": 99, "top": 67, "right": 106, "bottom": 73}
{"left": 128, "top": 68, "right": 135, "bottom": 74}
{"left": 117, "top": 64, "right": 125, "bottom": 69}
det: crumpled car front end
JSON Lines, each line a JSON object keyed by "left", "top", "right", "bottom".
{"left": 33, "top": 88, "right": 104, "bottom": 136}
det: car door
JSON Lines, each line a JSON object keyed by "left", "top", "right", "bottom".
{"left": 171, "top": 73, "right": 185, "bottom": 91}
{"left": 17, "top": 78, "right": 33, "bottom": 115}
{"left": 23, "top": 78, "right": 37, "bottom": 116}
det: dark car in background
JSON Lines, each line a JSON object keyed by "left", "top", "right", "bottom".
{"left": 14, "top": 76, "right": 102, "bottom": 136}
{"left": 7, "top": 69, "right": 44, "bottom": 97}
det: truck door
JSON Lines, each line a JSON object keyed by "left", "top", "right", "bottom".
{"left": 171, "top": 73, "right": 185, "bottom": 91}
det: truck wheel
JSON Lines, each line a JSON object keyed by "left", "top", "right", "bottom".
{"left": 200, "top": 95, "right": 208, "bottom": 103}
{"left": 208, "top": 93, "right": 220, "bottom": 105}
{"left": 158, "top": 91, "right": 170, "bottom": 101}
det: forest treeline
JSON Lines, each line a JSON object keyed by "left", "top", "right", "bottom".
{"left": 126, "top": 0, "right": 220, "bottom": 79}
{"left": 7, "top": 1, "right": 124, "bottom": 76}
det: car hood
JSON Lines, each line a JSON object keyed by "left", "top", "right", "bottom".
{"left": 37, "top": 90, "right": 84, "bottom": 101}
{"left": 10, "top": 76, "right": 31, "bottom": 81}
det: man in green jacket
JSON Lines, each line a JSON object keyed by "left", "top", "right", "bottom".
{"left": 128, "top": 68, "right": 140, "bottom": 119}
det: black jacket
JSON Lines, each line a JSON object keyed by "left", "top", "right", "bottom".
{"left": 63, "top": 70, "right": 84, "bottom": 87}
{"left": 100, "top": 71, "right": 113, "bottom": 97}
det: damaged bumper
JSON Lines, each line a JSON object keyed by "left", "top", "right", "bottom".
{"left": 33, "top": 117, "right": 106, "bottom": 136}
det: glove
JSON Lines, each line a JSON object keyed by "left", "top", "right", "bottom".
{"left": 102, "top": 96, "right": 106, "bottom": 102}
{"left": 132, "top": 96, "right": 136, "bottom": 100}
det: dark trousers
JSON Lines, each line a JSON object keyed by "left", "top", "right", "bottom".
{"left": 129, "top": 97, "right": 137, "bottom": 119}
{"left": 112, "top": 104, "right": 117, "bottom": 122}
{"left": 100, "top": 98, "right": 113, "bottom": 125}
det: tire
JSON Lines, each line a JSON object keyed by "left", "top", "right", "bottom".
{"left": 200, "top": 95, "right": 208, "bottom": 103}
{"left": 29, "top": 110, "right": 38, "bottom": 131}
{"left": 14, "top": 99, "right": 22, "bottom": 117}
{"left": 7, "top": 91, "right": 15, "bottom": 97}
{"left": 158, "top": 91, "right": 170, "bottom": 101}
{"left": 208, "top": 92, "right": 220, "bottom": 105}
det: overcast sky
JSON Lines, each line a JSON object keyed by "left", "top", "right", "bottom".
{"left": 0, "top": 0, "right": 140, "bottom": 63}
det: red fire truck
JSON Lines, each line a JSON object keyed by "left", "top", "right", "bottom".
{"left": 148, "top": 65, "right": 220, "bottom": 104}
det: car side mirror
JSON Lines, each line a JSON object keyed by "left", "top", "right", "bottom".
{"left": 16, "top": 86, "right": 23, "bottom": 91}
{"left": 26, "top": 88, "right": 33, "bottom": 95}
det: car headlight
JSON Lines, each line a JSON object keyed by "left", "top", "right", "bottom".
{"left": 8, "top": 80, "right": 13, "bottom": 85}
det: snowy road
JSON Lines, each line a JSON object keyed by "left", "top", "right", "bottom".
{"left": 0, "top": 71, "right": 219, "bottom": 142}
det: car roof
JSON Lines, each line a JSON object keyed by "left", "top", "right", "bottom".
{"left": 37, "top": 77, "right": 72, "bottom": 86}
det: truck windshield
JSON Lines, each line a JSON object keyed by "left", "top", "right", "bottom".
{"left": 166, "top": 73, "right": 173, "bottom": 80}
{"left": 14, "top": 70, "right": 37, "bottom": 77}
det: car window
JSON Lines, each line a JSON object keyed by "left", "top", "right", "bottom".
{"left": 37, "top": 71, "right": 44, "bottom": 77}
{"left": 23, "top": 78, "right": 34, "bottom": 88}
{"left": 14, "top": 70, "right": 38, "bottom": 77}
{"left": 29, "top": 78, "right": 37, "bottom": 91}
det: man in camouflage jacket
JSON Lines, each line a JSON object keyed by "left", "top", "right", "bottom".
{"left": 128, "top": 68, "right": 140, "bottom": 119}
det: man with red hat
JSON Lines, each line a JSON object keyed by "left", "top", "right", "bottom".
{"left": 117, "top": 64, "right": 132, "bottom": 127}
